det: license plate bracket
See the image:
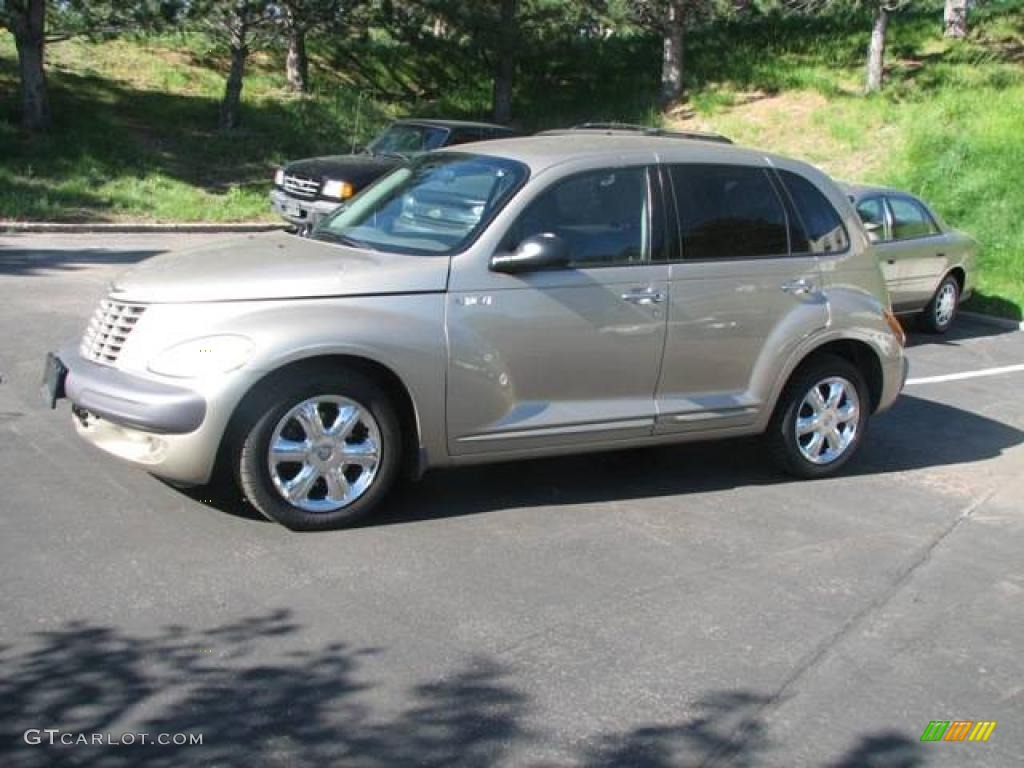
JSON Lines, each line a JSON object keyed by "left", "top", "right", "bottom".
{"left": 41, "top": 352, "right": 68, "bottom": 409}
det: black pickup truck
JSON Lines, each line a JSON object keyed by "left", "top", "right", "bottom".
{"left": 270, "top": 118, "right": 515, "bottom": 232}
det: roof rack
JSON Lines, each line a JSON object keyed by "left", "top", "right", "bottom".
{"left": 540, "top": 122, "right": 733, "bottom": 145}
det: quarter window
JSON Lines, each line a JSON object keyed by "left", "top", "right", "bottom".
{"left": 778, "top": 170, "right": 849, "bottom": 254}
{"left": 507, "top": 167, "right": 650, "bottom": 267}
{"left": 888, "top": 197, "right": 938, "bottom": 240}
{"left": 669, "top": 164, "right": 789, "bottom": 260}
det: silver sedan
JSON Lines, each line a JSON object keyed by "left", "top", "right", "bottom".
{"left": 846, "top": 184, "right": 977, "bottom": 333}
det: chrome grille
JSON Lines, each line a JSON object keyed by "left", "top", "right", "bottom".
{"left": 282, "top": 173, "right": 320, "bottom": 200}
{"left": 80, "top": 298, "right": 147, "bottom": 365}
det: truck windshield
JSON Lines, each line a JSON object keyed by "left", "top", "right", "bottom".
{"left": 367, "top": 124, "right": 448, "bottom": 157}
{"left": 313, "top": 154, "right": 529, "bottom": 256}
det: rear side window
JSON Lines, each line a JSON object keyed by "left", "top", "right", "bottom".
{"left": 446, "top": 128, "right": 483, "bottom": 146}
{"left": 669, "top": 164, "right": 789, "bottom": 260}
{"left": 888, "top": 196, "right": 938, "bottom": 240}
{"left": 778, "top": 170, "right": 849, "bottom": 254}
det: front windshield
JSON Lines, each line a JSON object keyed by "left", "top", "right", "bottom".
{"left": 314, "top": 153, "right": 529, "bottom": 256}
{"left": 367, "top": 124, "right": 449, "bottom": 157}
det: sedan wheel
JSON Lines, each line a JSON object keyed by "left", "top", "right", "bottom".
{"left": 920, "top": 275, "right": 960, "bottom": 334}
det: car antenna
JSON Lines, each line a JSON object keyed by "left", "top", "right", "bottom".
{"left": 351, "top": 91, "right": 364, "bottom": 154}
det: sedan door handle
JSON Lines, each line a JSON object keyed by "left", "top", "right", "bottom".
{"left": 781, "top": 278, "right": 815, "bottom": 296}
{"left": 621, "top": 288, "right": 665, "bottom": 305}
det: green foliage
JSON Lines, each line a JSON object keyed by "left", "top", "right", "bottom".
{"left": 51, "top": 0, "right": 185, "bottom": 38}
{"left": 0, "top": 0, "right": 1021, "bottom": 317}
{"left": 891, "top": 86, "right": 1024, "bottom": 319}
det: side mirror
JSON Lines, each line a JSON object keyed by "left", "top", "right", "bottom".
{"left": 863, "top": 221, "right": 882, "bottom": 243}
{"left": 490, "top": 233, "right": 570, "bottom": 274}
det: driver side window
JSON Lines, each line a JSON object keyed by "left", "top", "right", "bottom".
{"left": 505, "top": 167, "right": 650, "bottom": 267}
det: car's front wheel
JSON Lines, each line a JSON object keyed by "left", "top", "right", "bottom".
{"left": 236, "top": 368, "right": 400, "bottom": 530}
{"left": 920, "top": 274, "right": 959, "bottom": 334}
{"left": 767, "top": 355, "right": 869, "bottom": 479}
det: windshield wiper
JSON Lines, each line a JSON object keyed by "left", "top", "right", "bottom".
{"left": 368, "top": 149, "right": 409, "bottom": 160}
{"left": 316, "top": 231, "right": 378, "bottom": 251}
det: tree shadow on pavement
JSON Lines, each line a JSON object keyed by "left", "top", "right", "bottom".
{"left": 0, "top": 611, "right": 926, "bottom": 767}
{"left": 0, "top": 610, "right": 529, "bottom": 768}
{"left": 0, "top": 246, "right": 163, "bottom": 277}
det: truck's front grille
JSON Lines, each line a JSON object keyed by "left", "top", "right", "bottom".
{"left": 80, "top": 298, "right": 147, "bottom": 365}
{"left": 282, "top": 173, "right": 320, "bottom": 200}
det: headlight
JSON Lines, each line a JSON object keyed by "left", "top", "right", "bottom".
{"left": 274, "top": 168, "right": 285, "bottom": 186}
{"left": 148, "top": 335, "right": 254, "bottom": 379}
{"left": 322, "top": 179, "right": 355, "bottom": 200}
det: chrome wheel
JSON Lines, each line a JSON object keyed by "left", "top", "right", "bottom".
{"left": 934, "top": 281, "right": 958, "bottom": 327}
{"left": 267, "top": 396, "right": 381, "bottom": 513}
{"left": 795, "top": 376, "right": 861, "bottom": 465}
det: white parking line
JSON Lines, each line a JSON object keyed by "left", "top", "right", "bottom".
{"left": 906, "top": 363, "right": 1024, "bottom": 386}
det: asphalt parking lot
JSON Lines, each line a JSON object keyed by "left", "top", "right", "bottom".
{"left": 1, "top": 233, "right": 1022, "bottom": 768}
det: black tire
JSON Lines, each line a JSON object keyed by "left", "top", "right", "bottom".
{"left": 235, "top": 367, "right": 401, "bottom": 531}
{"left": 766, "top": 355, "right": 870, "bottom": 479}
{"left": 919, "top": 274, "right": 960, "bottom": 334}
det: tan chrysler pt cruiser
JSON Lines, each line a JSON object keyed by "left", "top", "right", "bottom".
{"left": 44, "top": 132, "right": 908, "bottom": 530}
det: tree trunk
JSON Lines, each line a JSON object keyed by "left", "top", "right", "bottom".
{"left": 286, "top": 26, "right": 308, "bottom": 93}
{"left": 660, "top": 0, "right": 685, "bottom": 108}
{"left": 220, "top": 41, "right": 248, "bottom": 130}
{"left": 943, "top": 0, "right": 968, "bottom": 38}
{"left": 865, "top": 4, "right": 889, "bottom": 94}
{"left": 491, "top": 0, "right": 517, "bottom": 124}
{"left": 11, "top": 0, "right": 51, "bottom": 131}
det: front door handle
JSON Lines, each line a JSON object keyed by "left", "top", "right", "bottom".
{"left": 781, "top": 278, "right": 815, "bottom": 296}
{"left": 621, "top": 288, "right": 665, "bottom": 305}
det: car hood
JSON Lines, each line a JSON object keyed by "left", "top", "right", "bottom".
{"left": 284, "top": 154, "right": 403, "bottom": 187}
{"left": 110, "top": 232, "right": 449, "bottom": 304}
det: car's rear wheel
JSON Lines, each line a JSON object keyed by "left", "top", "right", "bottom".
{"left": 767, "top": 355, "right": 869, "bottom": 479}
{"left": 920, "top": 274, "right": 959, "bottom": 334}
{"left": 236, "top": 368, "right": 400, "bottom": 530}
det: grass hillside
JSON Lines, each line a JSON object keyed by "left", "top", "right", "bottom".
{"left": 0, "top": 0, "right": 1021, "bottom": 317}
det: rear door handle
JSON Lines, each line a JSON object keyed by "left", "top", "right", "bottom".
{"left": 621, "top": 288, "right": 665, "bottom": 305}
{"left": 781, "top": 278, "right": 815, "bottom": 296}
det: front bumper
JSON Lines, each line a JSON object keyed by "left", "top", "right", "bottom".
{"left": 57, "top": 347, "right": 206, "bottom": 434}
{"left": 269, "top": 188, "right": 341, "bottom": 228}
{"left": 46, "top": 347, "right": 227, "bottom": 485}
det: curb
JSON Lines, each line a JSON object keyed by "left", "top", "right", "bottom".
{"left": 0, "top": 222, "right": 285, "bottom": 234}
{"left": 960, "top": 311, "right": 1024, "bottom": 332}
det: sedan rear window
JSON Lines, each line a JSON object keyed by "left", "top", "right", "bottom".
{"left": 888, "top": 196, "right": 939, "bottom": 240}
{"left": 315, "top": 154, "right": 528, "bottom": 256}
